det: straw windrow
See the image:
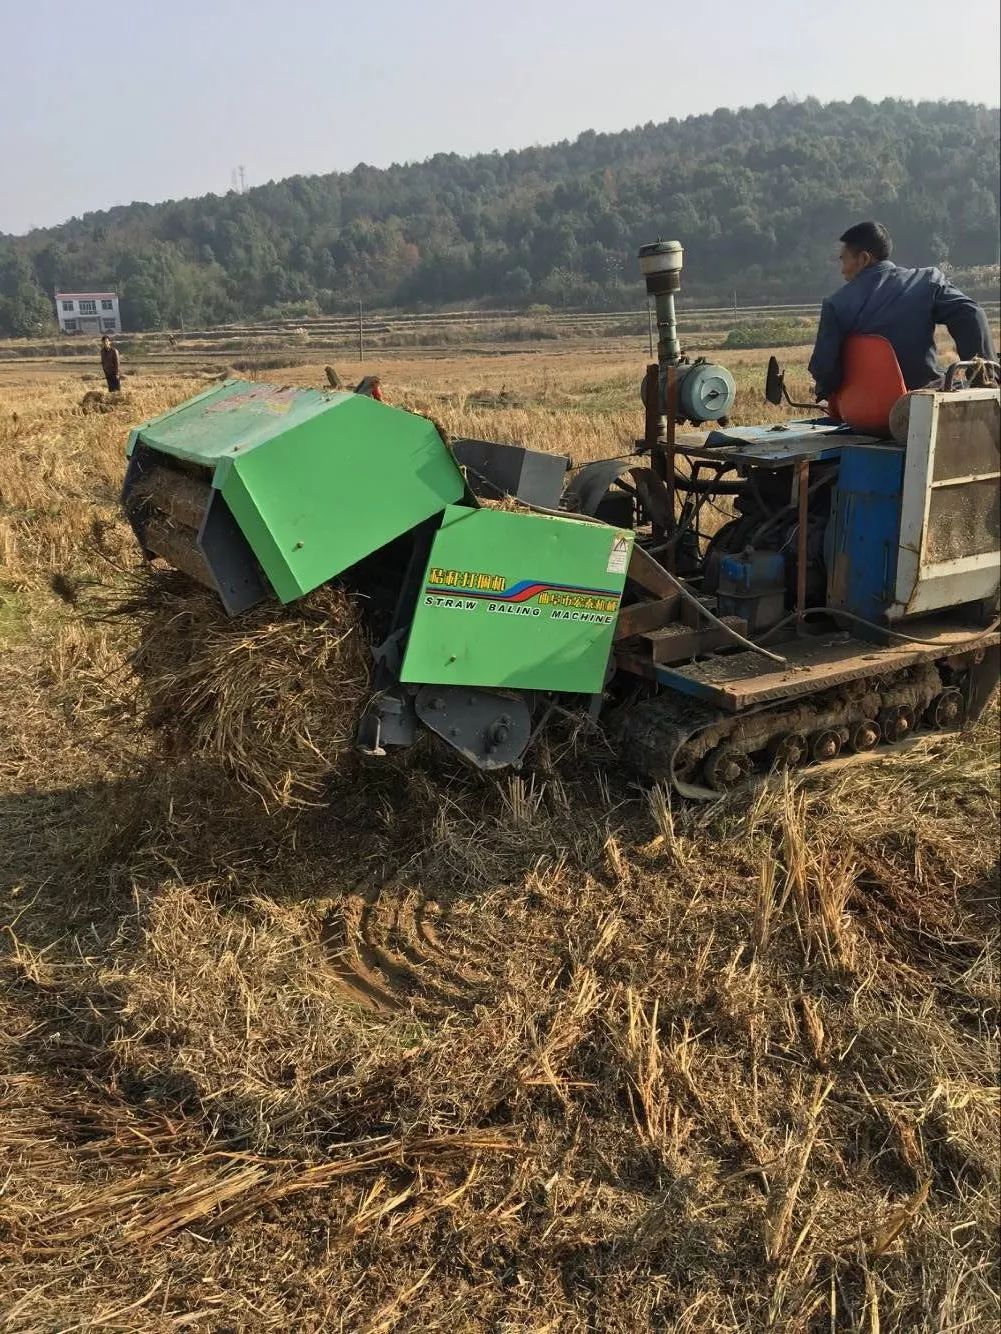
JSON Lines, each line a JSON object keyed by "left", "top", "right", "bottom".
{"left": 122, "top": 569, "right": 371, "bottom": 809}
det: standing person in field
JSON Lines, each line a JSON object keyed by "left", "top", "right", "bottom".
{"left": 808, "top": 221, "right": 996, "bottom": 403}
{"left": 100, "top": 335, "right": 121, "bottom": 392}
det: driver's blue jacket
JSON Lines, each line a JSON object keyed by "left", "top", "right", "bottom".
{"left": 808, "top": 261, "right": 995, "bottom": 399}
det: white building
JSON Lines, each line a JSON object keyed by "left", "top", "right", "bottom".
{"left": 55, "top": 291, "right": 122, "bottom": 335}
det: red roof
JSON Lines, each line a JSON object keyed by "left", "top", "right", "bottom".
{"left": 55, "top": 291, "right": 118, "bottom": 299}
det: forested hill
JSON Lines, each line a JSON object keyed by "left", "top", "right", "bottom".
{"left": 2, "top": 97, "right": 999, "bottom": 334}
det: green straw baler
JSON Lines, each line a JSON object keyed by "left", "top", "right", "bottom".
{"left": 122, "top": 379, "right": 635, "bottom": 768}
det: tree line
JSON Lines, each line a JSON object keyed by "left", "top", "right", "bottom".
{"left": 1, "top": 96, "right": 998, "bottom": 336}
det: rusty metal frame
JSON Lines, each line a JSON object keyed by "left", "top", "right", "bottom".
{"left": 796, "top": 457, "right": 809, "bottom": 614}
{"left": 663, "top": 365, "right": 678, "bottom": 569}
{"left": 643, "top": 361, "right": 660, "bottom": 455}
{"left": 639, "top": 621, "right": 1001, "bottom": 711}
{"left": 644, "top": 362, "right": 679, "bottom": 562}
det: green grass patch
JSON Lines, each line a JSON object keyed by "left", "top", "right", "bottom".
{"left": 0, "top": 586, "right": 32, "bottom": 644}
{"left": 724, "top": 317, "right": 814, "bottom": 349}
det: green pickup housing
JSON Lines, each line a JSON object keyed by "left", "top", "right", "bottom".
{"left": 126, "top": 379, "right": 631, "bottom": 697}
{"left": 126, "top": 379, "right": 465, "bottom": 603}
{"left": 402, "top": 505, "right": 633, "bottom": 694}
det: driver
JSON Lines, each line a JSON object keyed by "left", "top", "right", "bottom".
{"left": 808, "top": 221, "right": 996, "bottom": 402}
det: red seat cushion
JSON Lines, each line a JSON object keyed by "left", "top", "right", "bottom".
{"left": 827, "top": 334, "right": 907, "bottom": 434}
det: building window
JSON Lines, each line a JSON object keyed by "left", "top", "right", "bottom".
{"left": 61, "top": 300, "right": 74, "bottom": 312}
{"left": 78, "top": 299, "right": 97, "bottom": 314}
{"left": 101, "top": 299, "right": 113, "bottom": 310}
{"left": 101, "top": 318, "right": 116, "bottom": 331}
{"left": 64, "top": 319, "right": 78, "bottom": 332}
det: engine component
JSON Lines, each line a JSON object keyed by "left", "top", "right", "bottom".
{"left": 638, "top": 239, "right": 683, "bottom": 364}
{"left": 640, "top": 361, "right": 737, "bottom": 425}
{"left": 637, "top": 239, "right": 736, "bottom": 423}
{"left": 717, "top": 548, "right": 786, "bottom": 636}
{"left": 658, "top": 361, "right": 737, "bottom": 424}
{"left": 676, "top": 362, "right": 737, "bottom": 424}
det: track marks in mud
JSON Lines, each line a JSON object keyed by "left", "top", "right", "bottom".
{"left": 321, "top": 888, "right": 498, "bottom": 1016}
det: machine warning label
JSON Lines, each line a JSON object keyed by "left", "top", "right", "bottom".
{"left": 606, "top": 534, "right": 631, "bottom": 574}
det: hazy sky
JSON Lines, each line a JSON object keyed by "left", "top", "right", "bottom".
{"left": 2, "top": 0, "right": 999, "bottom": 235}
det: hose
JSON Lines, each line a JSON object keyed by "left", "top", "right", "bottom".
{"left": 758, "top": 606, "right": 1001, "bottom": 649}
{"left": 747, "top": 471, "right": 832, "bottom": 546}
{"left": 459, "top": 477, "right": 786, "bottom": 664}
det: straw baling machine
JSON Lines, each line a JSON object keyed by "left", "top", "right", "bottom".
{"left": 122, "top": 241, "right": 1001, "bottom": 796}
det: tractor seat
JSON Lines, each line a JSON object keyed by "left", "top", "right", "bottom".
{"left": 827, "top": 334, "right": 907, "bottom": 435}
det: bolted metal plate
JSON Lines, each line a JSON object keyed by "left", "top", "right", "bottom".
{"left": 415, "top": 685, "right": 532, "bottom": 770}
{"left": 357, "top": 689, "right": 418, "bottom": 756}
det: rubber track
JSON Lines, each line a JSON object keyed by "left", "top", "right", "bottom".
{"left": 614, "top": 659, "right": 952, "bottom": 798}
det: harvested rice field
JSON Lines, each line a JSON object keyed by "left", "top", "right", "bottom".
{"left": 0, "top": 349, "right": 998, "bottom": 1332}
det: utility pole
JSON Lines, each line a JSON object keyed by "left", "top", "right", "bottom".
{"left": 238, "top": 165, "right": 246, "bottom": 193}
{"left": 357, "top": 300, "right": 364, "bottom": 363}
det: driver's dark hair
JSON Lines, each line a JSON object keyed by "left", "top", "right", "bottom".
{"left": 840, "top": 221, "right": 892, "bottom": 262}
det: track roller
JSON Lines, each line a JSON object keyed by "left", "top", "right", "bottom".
{"left": 879, "top": 704, "right": 915, "bottom": 743}
{"left": 703, "top": 746, "right": 753, "bottom": 791}
{"left": 810, "top": 728, "right": 844, "bottom": 763}
{"left": 927, "top": 688, "right": 965, "bottom": 730}
{"left": 769, "top": 732, "right": 808, "bottom": 769}
{"left": 848, "top": 719, "right": 881, "bottom": 753}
